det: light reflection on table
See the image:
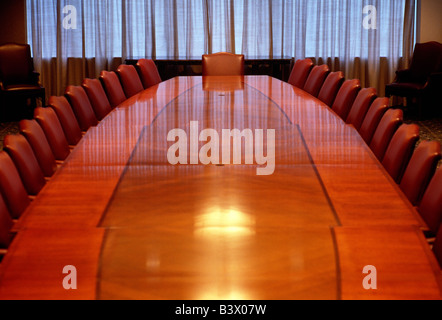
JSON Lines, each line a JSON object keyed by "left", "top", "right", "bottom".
{"left": 0, "top": 76, "right": 440, "bottom": 300}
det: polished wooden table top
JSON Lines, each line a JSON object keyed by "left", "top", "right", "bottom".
{"left": 0, "top": 76, "right": 441, "bottom": 300}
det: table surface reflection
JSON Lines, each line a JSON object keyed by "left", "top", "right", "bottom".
{"left": 0, "top": 76, "right": 441, "bottom": 300}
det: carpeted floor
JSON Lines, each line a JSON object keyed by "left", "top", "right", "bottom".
{"left": 0, "top": 122, "right": 19, "bottom": 150}
{"left": 404, "top": 117, "right": 442, "bottom": 168}
{"left": 404, "top": 118, "right": 442, "bottom": 146}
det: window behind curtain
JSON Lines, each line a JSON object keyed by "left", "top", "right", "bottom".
{"left": 27, "top": 0, "right": 410, "bottom": 60}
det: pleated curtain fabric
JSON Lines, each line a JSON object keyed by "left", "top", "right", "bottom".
{"left": 27, "top": 0, "right": 416, "bottom": 98}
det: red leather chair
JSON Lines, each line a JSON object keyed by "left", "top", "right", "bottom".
{"left": 0, "top": 213, "right": 12, "bottom": 251}
{"left": 34, "top": 107, "right": 70, "bottom": 161}
{"left": 385, "top": 41, "right": 442, "bottom": 117}
{"left": 317, "top": 71, "right": 345, "bottom": 106}
{"left": 418, "top": 167, "right": 442, "bottom": 238}
{"left": 0, "top": 43, "right": 45, "bottom": 120}
{"left": 202, "top": 52, "right": 245, "bottom": 76}
{"left": 0, "top": 151, "right": 31, "bottom": 220}
{"left": 19, "top": 119, "right": 57, "bottom": 177}
{"left": 432, "top": 224, "right": 442, "bottom": 268}
{"left": 381, "top": 124, "right": 420, "bottom": 183}
{"left": 331, "top": 79, "right": 361, "bottom": 121}
{"left": 65, "top": 85, "right": 99, "bottom": 131}
{"left": 288, "top": 58, "right": 314, "bottom": 88}
{"left": 99, "top": 71, "right": 127, "bottom": 108}
{"left": 136, "top": 59, "right": 162, "bottom": 89}
{"left": 400, "top": 140, "right": 441, "bottom": 206}
{"left": 0, "top": 193, "right": 13, "bottom": 256}
{"left": 48, "top": 96, "right": 82, "bottom": 146}
{"left": 3, "top": 134, "right": 46, "bottom": 196}
{"left": 358, "top": 97, "right": 390, "bottom": 145}
{"left": 369, "top": 108, "right": 403, "bottom": 161}
{"left": 116, "top": 64, "right": 144, "bottom": 98}
{"left": 346, "top": 88, "right": 377, "bottom": 130}
{"left": 82, "top": 78, "right": 112, "bottom": 120}
{"left": 303, "top": 64, "right": 330, "bottom": 97}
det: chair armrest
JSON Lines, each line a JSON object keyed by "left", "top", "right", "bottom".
{"left": 429, "top": 72, "right": 442, "bottom": 82}
{"left": 421, "top": 72, "right": 442, "bottom": 90}
{"left": 31, "top": 71, "right": 41, "bottom": 85}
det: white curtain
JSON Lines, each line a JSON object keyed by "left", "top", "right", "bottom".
{"left": 27, "top": 0, "right": 416, "bottom": 97}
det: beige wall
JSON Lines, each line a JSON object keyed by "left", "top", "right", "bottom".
{"left": 419, "top": 0, "right": 442, "bottom": 43}
{"left": 0, "top": 0, "right": 26, "bottom": 45}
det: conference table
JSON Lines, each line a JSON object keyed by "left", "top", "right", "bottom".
{"left": 0, "top": 75, "right": 441, "bottom": 300}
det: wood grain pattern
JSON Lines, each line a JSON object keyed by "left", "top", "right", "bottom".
{"left": 334, "top": 226, "right": 442, "bottom": 300}
{"left": 0, "top": 76, "right": 440, "bottom": 300}
{"left": 0, "top": 228, "right": 104, "bottom": 300}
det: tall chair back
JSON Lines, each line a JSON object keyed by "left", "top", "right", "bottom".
{"left": 359, "top": 97, "right": 390, "bottom": 145}
{"left": 19, "top": 119, "right": 57, "bottom": 178}
{"left": 400, "top": 141, "right": 441, "bottom": 206}
{"left": 317, "top": 71, "right": 345, "bottom": 106}
{"left": 288, "top": 58, "right": 314, "bottom": 88}
{"left": 3, "top": 134, "right": 46, "bottom": 196}
{"left": 369, "top": 108, "right": 403, "bottom": 161}
{"left": 65, "top": 85, "right": 99, "bottom": 131}
{"left": 116, "top": 64, "right": 144, "bottom": 98}
{"left": 99, "top": 71, "right": 127, "bottom": 108}
{"left": 303, "top": 64, "right": 330, "bottom": 97}
{"left": 48, "top": 96, "right": 82, "bottom": 145}
{"left": 0, "top": 151, "right": 31, "bottom": 219}
{"left": 136, "top": 59, "right": 162, "bottom": 88}
{"left": 202, "top": 52, "right": 245, "bottom": 76}
{"left": 82, "top": 78, "right": 112, "bottom": 120}
{"left": 381, "top": 124, "right": 420, "bottom": 183}
{"left": 331, "top": 79, "right": 361, "bottom": 121}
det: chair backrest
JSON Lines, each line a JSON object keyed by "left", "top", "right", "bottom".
{"left": 65, "top": 85, "right": 99, "bottom": 131}
{"left": 400, "top": 140, "right": 441, "bottom": 206}
{"left": 287, "top": 58, "right": 314, "bottom": 88}
{"left": 48, "top": 96, "right": 82, "bottom": 145}
{"left": 381, "top": 124, "right": 420, "bottom": 183}
{"left": 331, "top": 79, "right": 361, "bottom": 121}
{"left": 346, "top": 87, "right": 377, "bottom": 130}
{"left": 369, "top": 108, "right": 403, "bottom": 161}
{"left": 202, "top": 52, "right": 245, "bottom": 76}
{"left": 418, "top": 167, "right": 442, "bottom": 236}
{"left": 99, "top": 70, "right": 127, "bottom": 108}
{"left": 19, "top": 119, "right": 57, "bottom": 178}
{"left": 359, "top": 97, "right": 390, "bottom": 145}
{"left": 3, "top": 134, "right": 46, "bottom": 196}
{"left": 0, "top": 193, "right": 13, "bottom": 250}
{"left": 303, "top": 64, "right": 330, "bottom": 97}
{"left": 116, "top": 64, "right": 144, "bottom": 98}
{"left": 136, "top": 59, "right": 162, "bottom": 89}
{"left": 34, "top": 107, "right": 71, "bottom": 161}
{"left": 0, "top": 151, "right": 31, "bottom": 219}
{"left": 409, "top": 41, "right": 442, "bottom": 83}
{"left": 317, "top": 71, "right": 345, "bottom": 106}
{"left": 0, "top": 43, "right": 34, "bottom": 86}
{"left": 432, "top": 224, "right": 442, "bottom": 269}
{"left": 82, "top": 78, "right": 112, "bottom": 120}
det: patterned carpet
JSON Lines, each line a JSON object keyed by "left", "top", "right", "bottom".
{"left": 404, "top": 117, "right": 442, "bottom": 168}
{"left": 405, "top": 118, "right": 442, "bottom": 145}
{"left": 0, "top": 122, "right": 19, "bottom": 150}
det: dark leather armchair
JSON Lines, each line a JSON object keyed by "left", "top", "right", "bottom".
{"left": 0, "top": 43, "right": 45, "bottom": 121}
{"left": 385, "top": 41, "right": 442, "bottom": 118}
